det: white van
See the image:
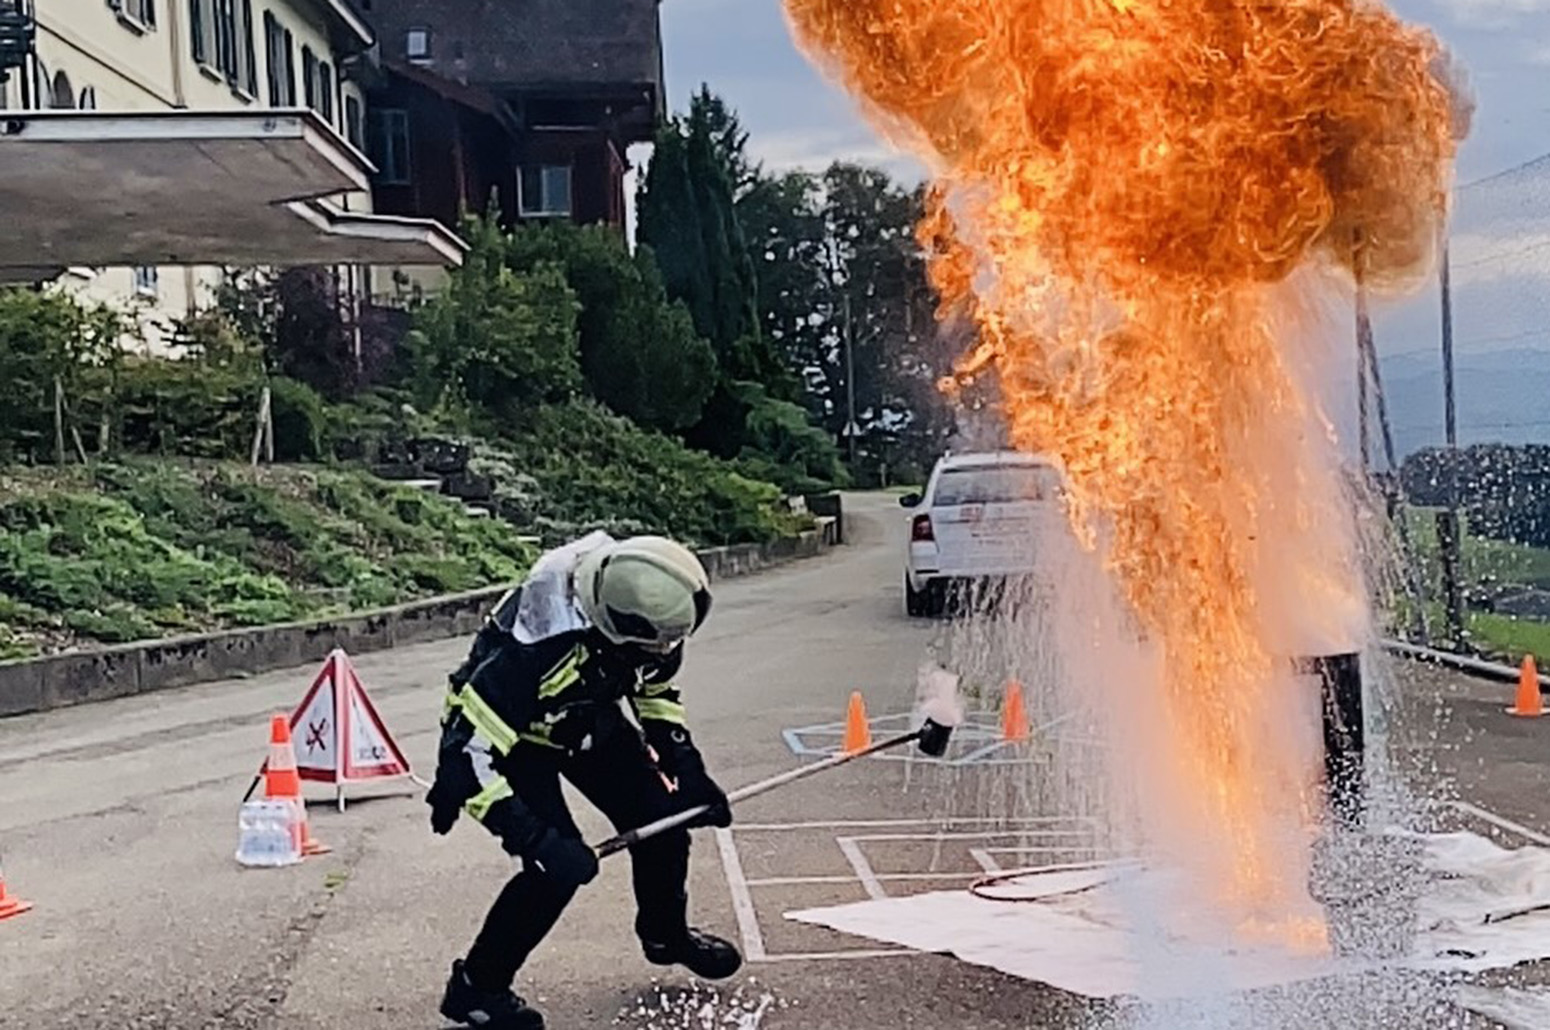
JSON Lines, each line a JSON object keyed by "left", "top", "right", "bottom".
{"left": 899, "top": 450, "right": 1065, "bottom": 616}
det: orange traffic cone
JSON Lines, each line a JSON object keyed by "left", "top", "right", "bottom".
{"left": 1001, "top": 680, "right": 1031, "bottom": 742}
{"left": 1508, "top": 655, "right": 1544, "bottom": 718}
{"left": 263, "top": 714, "right": 331, "bottom": 857}
{"left": 842, "top": 691, "right": 873, "bottom": 754}
{"left": 0, "top": 857, "right": 33, "bottom": 921}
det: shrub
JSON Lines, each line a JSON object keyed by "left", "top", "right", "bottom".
{"left": 488, "top": 400, "right": 809, "bottom": 546}
{"left": 0, "top": 461, "right": 537, "bottom": 654}
{"left": 103, "top": 358, "right": 259, "bottom": 458}
{"left": 268, "top": 376, "right": 328, "bottom": 462}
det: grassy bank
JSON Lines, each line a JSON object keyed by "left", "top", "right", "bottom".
{"left": 1401, "top": 506, "right": 1550, "bottom": 660}
{"left": 0, "top": 461, "right": 537, "bottom": 660}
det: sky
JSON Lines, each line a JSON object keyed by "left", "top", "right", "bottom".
{"left": 660, "top": 0, "right": 1550, "bottom": 185}
{"left": 654, "top": 0, "right": 1550, "bottom": 368}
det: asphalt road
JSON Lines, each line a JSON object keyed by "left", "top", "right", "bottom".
{"left": 0, "top": 493, "right": 1544, "bottom": 1029}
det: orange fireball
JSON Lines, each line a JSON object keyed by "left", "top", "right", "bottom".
{"left": 785, "top": 0, "right": 1465, "bottom": 926}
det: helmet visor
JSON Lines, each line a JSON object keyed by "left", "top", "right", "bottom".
{"left": 601, "top": 586, "right": 711, "bottom": 652}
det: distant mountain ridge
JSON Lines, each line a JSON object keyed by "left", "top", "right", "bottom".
{"left": 1379, "top": 348, "right": 1550, "bottom": 458}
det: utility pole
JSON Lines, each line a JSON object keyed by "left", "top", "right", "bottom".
{"left": 1359, "top": 290, "right": 1432, "bottom": 645}
{"left": 843, "top": 291, "right": 857, "bottom": 466}
{"left": 1356, "top": 287, "right": 1372, "bottom": 478}
{"left": 1437, "top": 243, "right": 1467, "bottom": 647}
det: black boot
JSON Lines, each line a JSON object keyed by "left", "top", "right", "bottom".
{"left": 440, "top": 959, "right": 545, "bottom": 1029}
{"left": 642, "top": 928, "right": 743, "bottom": 980}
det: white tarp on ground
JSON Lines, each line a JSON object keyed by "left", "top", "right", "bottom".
{"left": 787, "top": 832, "right": 1550, "bottom": 1000}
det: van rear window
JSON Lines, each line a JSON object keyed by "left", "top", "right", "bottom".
{"left": 933, "top": 466, "right": 1058, "bottom": 505}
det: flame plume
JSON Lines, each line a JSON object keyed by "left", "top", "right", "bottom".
{"left": 784, "top": 0, "right": 1465, "bottom": 926}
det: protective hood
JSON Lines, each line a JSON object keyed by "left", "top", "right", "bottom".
{"left": 510, "top": 531, "right": 615, "bottom": 645}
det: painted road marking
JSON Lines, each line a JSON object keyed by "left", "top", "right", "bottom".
{"left": 969, "top": 848, "right": 1001, "bottom": 873}
{"left": 838, "top": 837, "right": 888, "bottom": 901}
{"left": 715, "top": 816, "right": 1106, "bottom": 963}
{"left": 1449, "top": 800, "right": 1550, "bottom": 847}
{"left": 714, "top": 826, "right": 767, "bottom": 962}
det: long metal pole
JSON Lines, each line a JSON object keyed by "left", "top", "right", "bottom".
{"left": 1437, "top": 244, "right": 1466, "bottom": 646}
{"left": 594, "top": 727, "right": 926, "bottom": 858}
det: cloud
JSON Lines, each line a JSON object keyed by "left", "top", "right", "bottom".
{"left": 749, "top": 126, "right": 926, "bottom": 179}
{"left": 1429, "top": 0, "right": 1550, "bottom": 26}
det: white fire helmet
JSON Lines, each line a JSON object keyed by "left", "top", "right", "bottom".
{"left": 574, "top": 536, "right": 712, "bottom": 652}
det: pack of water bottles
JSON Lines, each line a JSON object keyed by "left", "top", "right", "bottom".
{"left": 234, "top": 799, "right": 302, "bottom": 868}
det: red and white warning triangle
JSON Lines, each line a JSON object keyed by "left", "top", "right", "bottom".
{"left": 288, "top": 649, "right": 412, "bottom": 794}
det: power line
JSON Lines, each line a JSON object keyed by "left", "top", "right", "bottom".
{"left": 1394, "top": 418, "right": 1550, "bottom": 432}
{"left": 1453, "top": 237, "right": 1550, "bottom": 269}
{"left": 1458, "top": 151, "right": 1550, "bottom": 192}
{"left": 1380, "top": 328, "right": 1550, "bottom": 360}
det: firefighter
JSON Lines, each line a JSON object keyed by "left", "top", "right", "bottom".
{"left": 427, "top": 533, "right": 741, "bottom": 1030}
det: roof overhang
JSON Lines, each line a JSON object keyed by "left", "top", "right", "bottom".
{"left": 320, "top": 0, "right": 374, "bottom": 50}
{"left": 0, "top": 109, "right": 463, "bottom": 271}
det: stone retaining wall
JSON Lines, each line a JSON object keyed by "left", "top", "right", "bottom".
{"left": 0, "top": 528, "right": 835, "bottom": 718}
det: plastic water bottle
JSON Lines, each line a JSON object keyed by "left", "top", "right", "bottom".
{"left": 235, "top": 800, "right": 302, "bottom": 868}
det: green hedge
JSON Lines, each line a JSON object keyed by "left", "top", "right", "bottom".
{"left": 0, "top": 461, "right": 536, "bottom": 658}
{"left": 488, "top": 399, "right": 810, "bottom": 546}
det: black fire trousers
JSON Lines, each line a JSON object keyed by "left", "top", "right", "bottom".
{"left": 462, "top": 730, "right": 691, "bottom": 992}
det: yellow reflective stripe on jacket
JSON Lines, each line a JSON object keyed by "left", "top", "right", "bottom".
{"left": 517, "top": 729, "right": 562, "bottom": 749}
{"left": 454, "top": 686, "right": 519, "bottom": 755}
{"left": 537, "top": 645, "right": 586, "bottom": 700}
{"left": 638, "top": 680, "right": 679, "bottom": 699}
{"left": 634, "top": 697, "right": 688, "bottom": 725}
{"left": 465, "top": 776, "right": 514, "bottom": 822}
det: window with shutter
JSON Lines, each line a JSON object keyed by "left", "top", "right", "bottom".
{"left": 189, "top": 0, "right": 208, "bottom": 62}
{"left": 318, "top": 62, "right": 334, "bottom": 123}
{"left": 301, "top": 46, "right": 316, "bottom": 109}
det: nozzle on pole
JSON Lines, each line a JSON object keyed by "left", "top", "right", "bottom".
{"left": 917, "top": 718, "right": 952, "bottom": 758}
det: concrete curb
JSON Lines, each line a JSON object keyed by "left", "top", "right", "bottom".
{"left": 0, "top": 529, "right": 836, "bottom": 719}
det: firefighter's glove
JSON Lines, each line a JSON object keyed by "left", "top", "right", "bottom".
{"left": 670, "top": 756, "right": 732, "bottom": 829}
{"left": 425, "top": 752, "right": 469, "bottom": 836}
{"left": 427, "top": 788, "right": 461, "bottom": 836}
{"left": 643, "top": 722, "right": 731, "bottom": 829}
{"left": 526, "top": 828, "right": 600, "bottom": 891}
{"left": 679, "top": 769, "right": 732, "bottom": 829}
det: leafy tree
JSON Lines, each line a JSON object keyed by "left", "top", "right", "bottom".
{"left": 732, "top": 381, "right": 849, "bottom": 494}
{"left": 1403, "top": 444, "right": 1550, "bottom": 548}
{"left": 637, "top": 127, "right": 713, "bottom": 340}
{"left": 733, "top": 161, "right": 955, "bottom": 485}
{"left": 684, "top": 91, "right": 764, "bottom": 378}
{"left": 405, "top": 216, "right": 582, "bottom": 418}
{"left": 738, "top": 170, "right": 829, "bottom": 396}
{"left": 213, "top": 268, "right": 366, "bottom": 400}
{"left": 690, "top": 85, "right": 758, "bottom": 199}
{"left": 503, "top": 223, "right": 717, "bottom": 431}
{"left": 638, "top": 88, "right": 787, "bottom": 394}
{"left": 0, "top": 287, "right": 127, "bottom": 464}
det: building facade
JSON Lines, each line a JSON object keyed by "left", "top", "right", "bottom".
{"left": 358, "top": 0, "right": 664, "bottom": 232}
{"left": 0, "top": 0, "right": 380, "bottom": 348}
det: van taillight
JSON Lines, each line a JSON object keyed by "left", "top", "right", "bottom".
{"left": 911, "top": 514, "right": 935, "bottom": 542}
